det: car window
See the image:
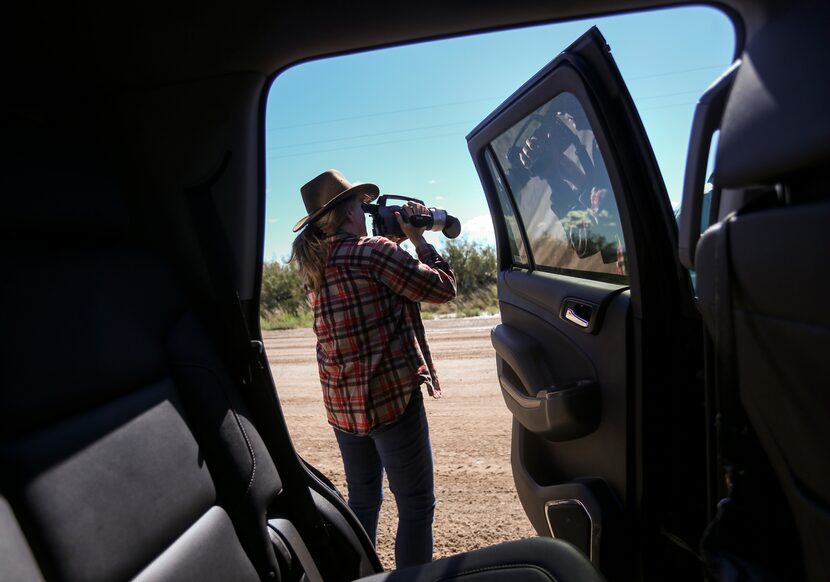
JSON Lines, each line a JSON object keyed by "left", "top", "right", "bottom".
{"left": 700, "top": 129, "right": 720, "bottom": 233}
{"left": 675, "top": 130, "right": 719, "bottom": 292}
{"left": 489, "top": 92, "right": 628, "bottom": 283}
{"left": 484, "top": 149, "right": 529, "bottom": 266}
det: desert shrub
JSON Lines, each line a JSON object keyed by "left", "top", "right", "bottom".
{"left": 261, "top": 261, "right": 306, "bottom": 315}
{"left": 441, "top": 237, "right": 497, "bottom": 296}
{"left": 421, "top": 283, "right": 498, "bottom": 319}
{"left": 261, "top": 309, "right": 314, "bottom": 330}
{"left": 260, "top": 237, "right": 499, "bottom": 328}
{"left": 260, "top": 261, "right": 311, "bottom": 329}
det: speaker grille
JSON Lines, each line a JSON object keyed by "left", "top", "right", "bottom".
{"left": 546, "top": 501, "right": 591, "bottom": 557}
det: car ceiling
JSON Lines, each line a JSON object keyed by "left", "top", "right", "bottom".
{"left": 5, "top": 0, "right": 828, "bottom": 303}
{"left": 7, "top": 1, "right": 738, "bottom": 88}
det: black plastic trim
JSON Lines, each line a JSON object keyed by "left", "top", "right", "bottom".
{"left": 492, "top": 324, "right": 601, "bottom": 441}
{"left": 678, "top": 61, "right": 740, "bottom": 271}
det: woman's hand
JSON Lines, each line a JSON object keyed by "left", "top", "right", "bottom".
{"left": 395, "top": 201, "right": 429, "bottom": 248}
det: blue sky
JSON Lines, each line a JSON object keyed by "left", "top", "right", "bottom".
{"left": 264, "top": 6, "right": 734, "bottom": 262}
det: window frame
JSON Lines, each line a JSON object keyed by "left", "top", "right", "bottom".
{"left": 483, "top": 146, "right": 533, "bottom": 270}
{"left": 475, "top": 72, "right": 640, "bottom": 287}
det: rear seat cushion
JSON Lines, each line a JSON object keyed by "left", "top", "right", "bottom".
{"left": 357, "top": 537, "right": 605, "bottom": 581}
{"left": 0, "top": 496, "right": 43, "bottom": 581}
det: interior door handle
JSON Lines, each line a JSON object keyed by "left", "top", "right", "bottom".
{"left": 561, "top": 298, "right": 596, "bottom": 331}
{"left": 564, "top": 306, "right": 591, "bottom": 328}
{"left": 559, "top": 288, "right": 630, "bottom": 334}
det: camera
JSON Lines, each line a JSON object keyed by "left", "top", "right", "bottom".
{"left": 362, "top": 195, "right": 462, "bottom": 239}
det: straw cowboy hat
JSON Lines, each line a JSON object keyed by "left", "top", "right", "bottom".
{"left": 292, "top": 169, "right": 379, "bottom": 232}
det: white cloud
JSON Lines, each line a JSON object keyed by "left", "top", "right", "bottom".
{"left": 462, "top": 214, "right": 496, "bottom": 246}
{"left": 268, "top": 218, "right": 278, "bottom": 224}
{"left": 428, "top": 179, "right": 436, "bottom": 185}
{"left": 400, "top": 214, "right": 496, "bottom": 254}
{"left": 423, "top": 231, "right": 442, "bottom": 247}
{"left": 435, "top": 195, "right": 445, "bottom": 201}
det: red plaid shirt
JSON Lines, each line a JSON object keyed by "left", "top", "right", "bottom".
{"left": 309, "top": 234, "right": 457, "bottom": 434}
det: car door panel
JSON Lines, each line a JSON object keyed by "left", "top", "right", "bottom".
{"left": 496, "top": 288, "right": 630, "bottom": 487}
{"left": 466, "top": 28, "right": 639, "bottom": 571}
{"left": 500, "top": 288, "right": 630, "bottom": 570}
{"left": 468, "top": 26, "right": 702, "bottom": 581}
{"left": 501, "top": 269, "right": 628, "bottom": 334}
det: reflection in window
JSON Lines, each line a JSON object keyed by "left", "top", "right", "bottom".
{"left": 490, "top": 92, "right": 627, "bottom": 282}
{"left": 485, "top": 149, "right": 529, "bottom": 265}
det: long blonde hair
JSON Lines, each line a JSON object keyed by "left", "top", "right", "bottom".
{"left": 290, "top": 195, "right": 356, "bottom": 292}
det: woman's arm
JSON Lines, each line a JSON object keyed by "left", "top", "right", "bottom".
{"left": 370, "top": 236, "right": 457, "bottom": 304}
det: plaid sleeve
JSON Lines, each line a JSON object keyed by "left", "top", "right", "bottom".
{"left": 368, "top": 237, "right": 456, "bottom": 304}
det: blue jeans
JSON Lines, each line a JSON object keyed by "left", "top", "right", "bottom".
{"left": 334, "top": 390, "right": 435, "bottom": 568}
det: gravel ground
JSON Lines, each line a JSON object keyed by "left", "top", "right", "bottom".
{"left": 264, "top": 315, "right": 537, "bottom": 570}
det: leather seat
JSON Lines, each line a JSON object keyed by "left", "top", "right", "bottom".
{"left": 1, "top": 155, "right": 283, "bottom": 580}
{"left": 357, "top": 537, "right": 604, "bottom": 581}
{"left": 696, "top": 201, "right": 830, "bottom": 581}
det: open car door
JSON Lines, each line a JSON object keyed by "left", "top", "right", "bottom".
{"left": 467, "top": 27, "right": 705, "bottom": 581}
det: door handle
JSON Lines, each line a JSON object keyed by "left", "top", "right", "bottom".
{"left": 564, "top": 305, "right": 591, "bottom": 328}
{"left": 559, "top": 288, "right": 630, "bottom": 334}
{"left": 560, "top": 298, "right": 596, "bottom": 331}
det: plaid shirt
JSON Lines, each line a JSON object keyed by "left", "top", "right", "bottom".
{"left": 309, "top": 234, "right": 457, "bottom": 434}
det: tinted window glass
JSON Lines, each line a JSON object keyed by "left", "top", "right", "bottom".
{"left": 485, "top": 149, "right": 529, "bottom": 265}
{"left": 700, "top": 129, "right": 720, "bottom": 234}
{"left": 675, "top": 129, "right": 719, "bottom": 292}
{"left": 490, "top": 92, "right": 628, "bottom": 282}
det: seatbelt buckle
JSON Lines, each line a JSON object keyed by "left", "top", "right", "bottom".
{"left": 250, "top": 340, "right": 266, "bottom": 372}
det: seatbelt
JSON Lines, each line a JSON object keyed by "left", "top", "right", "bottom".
{"left": 713, "top": 212, "right": 745, "bottom": 488}
{"left": 183, "top": 161, "right": 346, "bottom": 581}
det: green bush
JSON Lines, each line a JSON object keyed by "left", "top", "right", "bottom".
{"left": 261, "top": 261, "right": 306, "bottom": 315}
{"left": 441, "top": 237, "right": 497, "bottom": 296}
{"left": 260, "top": 237, "right": 499, "bottom": 329}
{"left": 421, "top": 283, "right": 498, "bottom": 319}
{"left": 260, "top": 261, "right": 310, "bottom": 330}
{"left": 260, "top": 309, "right": 314, "bottom": 330}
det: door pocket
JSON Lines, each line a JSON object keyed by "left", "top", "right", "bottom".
{"left": 492, "top": 324, "right": 601, "bottom": 441}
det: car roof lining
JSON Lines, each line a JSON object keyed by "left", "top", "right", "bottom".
{"left": 9, "top": 1, "right": 741, "bottom": 91}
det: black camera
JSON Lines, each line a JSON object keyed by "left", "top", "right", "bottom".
{"left": 362, "top": 195, "right": 461, "bottom": 239}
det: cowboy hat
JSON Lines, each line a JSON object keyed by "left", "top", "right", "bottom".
{"left": 292, "top": 169, "right": 379, "bottom": 232}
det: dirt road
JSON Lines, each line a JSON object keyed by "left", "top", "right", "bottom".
{"left": 264, "top": 315, "right": 537, "bottom": 569}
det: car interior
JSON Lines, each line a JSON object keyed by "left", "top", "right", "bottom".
{"left": 1, "top": 1, "right": 828, "bottom": 581}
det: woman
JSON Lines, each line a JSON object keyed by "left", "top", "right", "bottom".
{"left": 290, "top": 169, "right": 456, "bottom": 568}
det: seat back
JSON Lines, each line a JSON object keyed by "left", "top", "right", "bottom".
{"left": 696, "top": 199, "right": 830, "bottom": 581}
{"left": 0, "top": 150, "right": 283, "bottom": 580}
